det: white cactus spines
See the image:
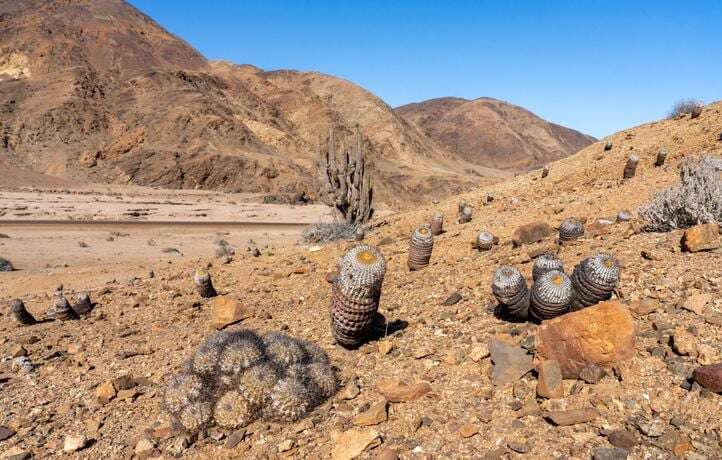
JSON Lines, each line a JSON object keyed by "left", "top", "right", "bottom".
{"left": 616, "top": 210, "right": 633, "bottom": 222}
{"left": 530, "top": 270, "right": 573, "bottom": 321}
{"left": 458, "top": 205, "right": 473, "bottom": 224}
{"left": 407, "top": 225, "right": 434, "bottom": 270}
{"left": 214, "top": 390, "right": 256, "bottom": 428}
{"left": 475, "top": 231, "right": 495, "bottom": 251}
{"left": 571, "top": 253, "right": 620, "bottom": 310}
{"left": 266, "top": 377, "right": 313, "bottom": 422}
{"left": 10, "top": 299, "right": 36, "bottom": 326}
{"left": 430, "top": 212, "right": 444, "bottom": 236}
{"left": 194, "top": 269, "right": 217, "bottom": 298}
{"left": 532, "top": 253, "right": 564, "bottom": 281}
{"left": 559, "top": 217, "right": 585, "bottom": 242}
{"left": 491, "top": 266, "right": 530, "bottom": 319}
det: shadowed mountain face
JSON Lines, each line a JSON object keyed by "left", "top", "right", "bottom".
{"left": 396, "top": 97, "right": 596, "bottom": 171}
{"left": 0, "top": 0, "right": 585, "bottom": 207}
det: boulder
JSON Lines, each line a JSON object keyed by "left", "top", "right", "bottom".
{"left": 512, "top": 222, "right": 553, "bottom": 247}
{"left": 692, "top": 363, "right": 722, "bottom": 392}
{"left": 536, "top": 301, "right": 635, "bottom": 378}
{"left": 211, "top": 296, "right": 251, "bottom": 330}
{"left": 681, "top": 223, "right": 720, "bottom": 252}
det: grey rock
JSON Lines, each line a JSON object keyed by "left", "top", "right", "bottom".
{"left": 592, "top": 447, "right": 629, "bottom": 460}
{"left": 489, "top": 339, "right": 533, "bottom": 386}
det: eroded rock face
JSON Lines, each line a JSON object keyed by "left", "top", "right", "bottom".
{"left": 536, "top": 301, "right": 636, "bottom": 378}
{"left": 681, "top": 223, "right": 720, "bottom": 252}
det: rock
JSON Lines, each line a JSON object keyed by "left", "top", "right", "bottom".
{"left": 508, "top": 440, "right": 531, "bottom": 453}
{"left": 339, "top": 380, "right": 361, "bottom": 400}
{"left": 592, "top": 447, "right": 629, "bottom": 460}
{"left": 681, "top": 223, "right": 720, "bottom": 252}
{"left": 696, "top": 344, "right": 718, "bottom": 365}
{"left": 1, "top": 447, "right": 31, "bottom": 460}
{"left": 458, "top": 423, "right": 479, "bottom": 438}
{"left": 95, "top": 380, "right": 117, "bottom": 404}
{"left": 512, "top": 222, "right": 553, "bottom": 247}
{"left": 117, "top": 388, "right": 140, "bottom": 401}
{"left": 489, "top": 339, "right": 534, "bottom": 386}
{"left": 607, "top": 429, "right": 638, "bottom": 448}
{"left": 113, "top": 374, "right": 135, "bottom": 391}
{"left": 469, "top": 343, "right": 490, "bottom": 362}
{"left": 672, "top": 328, "right": 698, "bottom": 357}
{"left": 225, "top": 429, "right": 246, "bottom": 449}
{"left": 166, "top": 435, "right": 190, "bottom": 455}
{"left": 578, "top": 363, "right": 606, "bottom": 384}
{"left": 378, "top": 340, "right": 393, "bottom": 355}
{"left": 134, "top": 438, "right": 156, "bottom": 459}
{"left": 536, "top": 360, "right": 564, "bottom": 398}
{"left": 332, "top": 428, "right": 381, "bottom": 460}
{"left": 682, "top": 293, "right": 712, "bottom": 315}
{"left": 374, "top": 448, "right": 399, "bottom": 460}
{"left": 278, "top": 439, "right": 294, "bottom": 452}
{"left": 672, "top": 435, "right": 693, "bottom": 457}
{"left": 536, "top": 301, "right": 636, "bottom": 378}
{"left": 544, "top": 408, "right": 599, "bottom": 426}
{"left": 628, "top": 299, "right": 659, "bottom": 316}
{"left": 0, "top": 426, "right": 16, "bottom": 442}
{"left": 9, "top": 345, "right": 26, "bottom": 358}
{"left": 352, "top": 401, "right": 388, "bottom": 426}
{"left": 211, "top": 296, "right": 251, "bottom": 329}
{"left": 442, "top": 292, "right": 462, "bottom": 306}
{"left": 377, "top": 379, "right": 431, "bottom": 402}
{"left": 636, "top": 419, "right": 665, "bottom": 437}
{"left": 693, "top": 363, "right": 722, "bottom": 392}
{"left": 63, "top": 433, "right": 88, "bottom": 453}
{"left": 516, "top": 399, "right": 541, "bottom": 418}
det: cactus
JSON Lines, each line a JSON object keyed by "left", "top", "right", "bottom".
{"left": 623, "top": 155, "right": 639, "bottom": 179}
{"left": 10, "top": 299, "right": 36, "bottom": 326}
{"left": 214, "top": 390, "right": 256, "bottom": 428}
{"left": 72, "top": 292, "right": 94, "bottom": 315}
{"left": 194, "top": 269, "right": 217, "bottom": 298}
{"left": 559, "top": 217, "right": 585, "bottom": 242}
{"left": 474, "top": 231, "right": 495, "bottom": 251}
{"left": 237, "top": 362, "right": 279, "bottom": 406}
{"left": 263, "top": 332, "right": 309, "bottom": 366}
{"left": 604, "top": 141, "right": 613, "bottom": 151}
{"left": 616, "top": 210, "right": 633, "bottom": 222}
{"left": 530, "top": 270, "right": 572, "bottom": 321}
{"left": 570, "top": 253, "right": 620, "bottom": 311}
{"left": 541, "top": 164, "right": 550, "bottom": 178}
{"left": 491, "top": 266, "right": 530, "bottom": 319}
{"left": 219, "top": 331, "right": 265, "bottom": 385}
{"left": 0, "top": 257, "right": 13, "bottom": 272}
{"left": 532, "top": 253, "right": 564, "bottom": 282}
{"left": 46, "top": 291, "right": 78, "bottom": 321}
{"left": 354, "top": 227, "right": 366, "bottom": 241}
{"left": 655, "top": 148, "right": 668, "bottom": 167}
{"left": 331, "top": 244, "right": 386, "bottom": 348}
{"left": 407, "top": 225, "right": 433, "bottom": 270}
{"left": 458, "top": 206, "right": 472, "bottom": 224}
{"left": 430, "top": 212, "right": 444, "bottom": 236}
{"left": 315, "top": 126, "right": 373, "bottom": 225}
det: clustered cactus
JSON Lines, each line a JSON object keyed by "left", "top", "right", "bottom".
{"left": 164, "top": 330, "right": 337, "bottom": 433}
{"left": 492, "top": 252, "right": 620, "bottom": 322}
{"left": 430, "top": 212, "right": 444, "bottom": 236}
{"left": 407, "top": 225, "right": 433, "bottom": 270}
{"left": 329, "top": 244, "right": 386, "bottom": 348}
{"left": 558, "top": 217, "right": 585, "bottom": 242}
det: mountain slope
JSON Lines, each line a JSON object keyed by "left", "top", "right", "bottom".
{"left": 396, "top": 97, "right": 596, "bottom": 171}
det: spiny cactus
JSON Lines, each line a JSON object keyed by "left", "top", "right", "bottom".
{"left": 165, "top": 330, "right": 337, "bottom": 433}
{"left": 10, "top": 299, "right": 36, "bottom": 326}
{"left": 541, "top": 164, "right": 550, "bottom": 178}
{"left": 46, "top": 291, "right": 78, "bottom": 321}
{"left": 0, "top": 257, "right": 13, "bottom": 272}
{"left": 532, "top": 253, "right": 564, "bottom": 282}
{"left": 408, "top": 225, "right": 433, "bottom": 270}
{"left": 474, "top": 231, "right": 495, "bottom": 251}
{"left": 530, "top": 270, "right": 572, "bottom": 321}
{"left": 559, "top": 217, "right": 585, "bottom": 242}
{"left": 655, "top": 148, "right": 668, "bottom": 167}
{"left": 194, "top": 269, "right": 217, "bottom": 298}
{"left": 430, "top": 212, "right": 444, "bottom": 236}
{"left": 623, "top": 155, "right": 639, "bottom": 179}
{"left": 491, "top": 266, "right": 530, "bottom": 319}
{"left": 72, "top": 292, "right": 94, "bottom": 315}
{"left": 570, "top": 253, "right": 620, "bottom": 311}
{"left": 458, "top": 206, "right": 472, "bottom": 224}
{"left": 330, "top": 244, "right": 386, "bottom": 348}
{"left": 604, "top": 141, "right": 613, "bottom": 151}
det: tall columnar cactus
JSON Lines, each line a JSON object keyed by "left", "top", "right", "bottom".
{"left": 10, "top": 299, "right": 36, "bottom": 326}
{"left": 559, "top": 217, "right": 585, "bottom": 242}
{"left": 623, "top": 155, "right": 639, "bottom": 179}
{"left": 194, "top": 269, "right": 218, "bottom": 298}
{"left": 315, "top": 126, "right": 373, "bottom": 225}
{"left": 491, "top": 266, "right": 530, "bottom": 319}
{"left": 530, "top": 270, "right": 572, "bottom": 321}
{"left": 532, "top": 253, "right": 564, "bottom": 282}
{"left": 570, "top": 253, "right": 620, "bottom": 311}
{"left": 407, "top": 225, "right": 434, "bottom": 270}
{"left": 164, "top": 330, "right": 337, "bottom": 433}
{"left": 330, "top": 244, "right": 386, "bottom": 348}
{"left": 430, "top": 212, "right": 444, "bottom": 236}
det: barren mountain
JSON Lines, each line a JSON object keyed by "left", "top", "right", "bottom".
{"left": 396, "top": 97, "right": 596, "bottom": 171}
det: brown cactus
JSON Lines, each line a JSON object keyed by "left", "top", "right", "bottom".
{"left": 72, "top": 292, "right": 94, "bottom": 315}
{"left": 10, "top": 299, "right": 36, "bottom": 326}
{"left": 407, "top": 225, "right": 433, "bottom": 270}
{"left": 430, "top": 212, "right": 444, "bottom": 236}
{"left": 194, "top": 269, "right": 217, "bottom": 298}
{"left": 623, "top": 155, "right": 639, "bottom": 179}
{"left": 655, "top": 148, "right": 668, "bottom": 167}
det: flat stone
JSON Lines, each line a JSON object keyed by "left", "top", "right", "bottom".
{"left": 512, "top": 222, "right": 553, "bottom": 246}
{"left": 578, "top": 363, "right": 606, "bottom": 384}
{"left": 607, "top": 429, "right": 638, "bottom": 448}
{"left": 544, "top": 408, "right": 599, "bottom": 426}
{"left": 378, "top": 340, "right": 393, "bottom": 355}
{"left": 63, "top": 433, "right": 88, "bottom": 453}
{"left": 682, "top": 293, "right": 712, "bottom": 315}
{"left": 134, "top": 438, "right": 156, "bottom": 459}
{"left": 339, "top": 380, "right": 361, "bottom": 400}
{"left": 9, "top": 345, "right": 26, "bottom": 358}
{"left": 0, "top": 426, "right": 16, "bottom": 442}
{"left": 536, "top": 360, "right": 563, "bottom": 399}
{"left": 592, "top": 447, "right": 629, "bottom": 460}
{"left": 672, "top": 327, "right": 698, "bottom": 357}
{"left": 636, "top": 419, "right": 665, "bottom": 437}
{"left": 489, "top": 339, "right": 533, "bottom": 386}
{"left": 377, "top": 379, "right": 431, "bottom": 402}
{"left": 278, "top": 439, "right": 294, "bottom": 452}
{"left": 681, "top": 223, "right": 720, "bottom": 252}
{"left": 693, "top": 363, "right": 722, "bottom": 392}
{"left": 331, "top": 428, "right": 381, "bottom": 460}
{"left": 628, "top": 299, "right": 659, "bottom": 316}
{"left": 458, "top": 423, "right": 479, "bottom": 438}
{"left": 211, "top": 296, "right": 251, "bottom": 330}
{"left": 537, "top": 301, "right": 636, "bottom": 378}
{"left": 442, "top": 292, "right": 462, "bottom": 306}
{"left": 469, "top": 344, "right": 490, "bottom": 362}
{"left": 225, "top": 429, "right": 246, "bottom": 449}
{"left": 1, "top": 447, "right": 31, "bottom": 460}
{"left": 352, "top": 401, "right": 388, "bottom": 426}
{"left": 374, "top": 448, "right": 399, "bottom": 460}
{"left": 95, "top": 380, "right": 116, "bottom": 404}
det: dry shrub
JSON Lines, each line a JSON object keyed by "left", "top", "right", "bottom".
{"left": 669, "top": 99, "right": 703, "bottom": 118}
{"left": 302, "top": 222, "right": 358, "bottom": 243}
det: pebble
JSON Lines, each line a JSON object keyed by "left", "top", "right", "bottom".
{"left": 469, "top": 344, "right": 490, "bottom": 362}
{"left": 374, "top": 448, "right": 399, "bottom": 460}
{"left": 339, "top": 380, "right": 361, "bottom": 400}
{"left": 352, "top": 400, "right": 388, "bottom": 426}
{"left": 331, "top": 428, "right": 381, "bottom": 460}
{"left": 376, "top": 379, "right": 431, "bottom": 402}
{"left": 544, "top": 408, "right": 599, "bottom": 426}
{"left": 489, "top": 339, "right": 533, "bottom": 386}
{"left": 225, "top": 429, "right": 246, "bottom": 448}
{"left": 536, "top": 360, "right": 563, "bottom": 399}
{"left": 278, "top": 439, "right": 294, "bottom": 452}
{"left": 0, "top": 427, "right": 16, "bottom": 442}
{"left": 578, "top": 363, "right": 606, "bottom": 384}
{"left": 1, "top": 447, "right": 31, "bottom": 460}
{"left": 458, "top": 423, "right": 478, "bottom": 438}
{"left": 63, "top": 433, "right": 88, "bottom": 453}
{"left": 592, "top": 447, "right": 630, "bottom": 460}
{"left": 607, "top": 429, "right": 637, "bottom": 448}
{"left": 442, "top": 291, "right": 462, "bottom": 305}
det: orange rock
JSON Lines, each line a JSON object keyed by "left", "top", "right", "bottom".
{"left": 376, "top": 379, "right": 431, "bottom": 402}
{"left": 512, "top": 222, "right": 553, "bottom": 247}
{"left": 681, "top": 223, "right": 720, "bottom": 252}
{"left": 536, "top": 360, "right": 564, "bottom": 399}
{"left": 536, "top": 301, "right": 636, "bottom": 378}
{"left": 211, "top": 296, "right": 251, "bottom": 330}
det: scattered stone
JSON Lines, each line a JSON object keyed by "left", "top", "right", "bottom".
{"left": 516, "top": 399, "right": 541, "bottom": 418}
{"left": 374, "top": 448, "right": 399, "bottom": 460}
{"left": 544, "top": 408, "right": 599, "bottom": 426}
{"left": 225, "top": 429, "right": 246, "bottom": 449}
{"left": 578, "top": 363, "right": 606, "bottom": 384}
{"left": 672, "top": 435, "right": 693, "bottom": 457}
{"left": 592, "top": 447, "right": 629, "bottom": 460}
{"left": 536, "top": 360, "right": 564, "bottom": 398}
{"left": 512, "top": 222, "right": 553, "bottom": 247}
{"left": 628, "top": 299, "right": 659, "bottom": 316}
{"left": 469, "top": 343, "right": 490, "bottom": 362}
{"left": 682, "top": 293, "right": 712, "bottom": 315}
{"left": 134, "top": 438, "right": 156, "bottom": 459}
{"left": 11, "top": 357, "right": 33, "bottom": 374}
{"left": 378, "top": 340, "right": 393, "bottom": 355}
{"left": 636, "top": 419, "right": 665, "bottom": 437}
{"left": 442, "top": 291, "right": 462, "bottom": 306}
{"left": 278, "top": 439, "right": 294, "bottom": 452}
{"left": 672, "top": 327, "right": 698, "bottom": 357}
{"left": 63, "top": 433, "right": 88, "bottom": 453}
{"left": 352, "top": 401, "right": 388, "bottom": 426}
{"left": 166, "top": 435, "right": 190, "bottom": 455}
{"left": 607, "top": 429, "right": 638, "bottom": 449}
{"left": 9, "top": 345, "right": 26, "bottom": 358}
{"left": 693, "top": 363, "right": 722, "bottom": 392}
{"left": 211, "top": 296, "right": 251, "bottom": 329}
{"left": 377, "top": 379, "right": 431, "bottom": 402}
{"left": 1, "top": 447, "right": 31, "bottom": 460}
{"left": 537, "top": 301, "right": 635, "bottom": 378}
{"left": 508, "top": 440, "right": 531, "bottom": 454}
{"left": 332, "top": 428, "right": 381, "bottom": 460}
{"left": 458, "top": 423, "right": 479, "bottom": 438}
{"left": 489, "top": 339, "right": 533, "bottom": 386}
{"left": 681, "top": 223, "right": 720, "bottom": 252}
{"left": 0, "top": 426, "right": 16, "bottom": 442}
{"left": 339, "top": 380, "right": 361, "bottom": 400}
{"left": 0, "top": 258, "right": 14, "bottom": 272}
{"left": 95, "top": 380, "right": 117, "bottom": 404}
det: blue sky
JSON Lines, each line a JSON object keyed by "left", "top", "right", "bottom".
{"left": 129, "top": 0, "right": 721, "bottom": 138}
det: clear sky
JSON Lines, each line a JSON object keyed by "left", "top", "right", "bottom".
{"left": 129, "top": 0, "right": 721, "bottom": 138}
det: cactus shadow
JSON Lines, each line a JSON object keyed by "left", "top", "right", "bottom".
{"left": 492, "top": 304, "right": 530, "bottom": 324}
{"left": 367, "top": 312, "right": 408, "bottom": 343}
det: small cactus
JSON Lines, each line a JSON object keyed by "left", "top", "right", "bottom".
{"left": 474, "top": 231, "right": 495, "bottom": 251}
{"left": 408, "top": 225, "right": 433, "bottom": 270}
{"left": 532, "top": 253, "right": 564, "bottom": 282}
{"left": 623, "top": 155, "right": 639, "bottom": 179}
{"left": 46, "top": 291, "right": 78, "bottom": 321}
{"left": 570, "top": 253, "right": 620, "bottom": 311}
{"left": 655, "top": 148, "right": 668, "bottom": 167}
{"left": 559, "top": 217, "right": 585, "bottom": 242}
{"left": 458, "top": 201, "right": 468, "bottom": 213}
{"left": 530, "top": 270, "right": 572, "bottom": 321}
{"left": 616, "top": 210, "right": 633, "bottom": 222}
{"left": 541, "top": 164, "right": 550, "bottom": 178}
{"left": 430, "top": 212, "right": 444, "bottom": 236}
{"left": 72, "top": 292, "right": 94, "bottom": 315}
{"left": 604, "top": 141, "right": 613, "bottom": 151}
{"left": 491, "top": 266, "right": 530, "bottom": 319}
{"left": 354, "top": 227, "right": 365, "bottom": 241}
{"left": 194, "top": 269, "right": 218, "bottom": 298}
{"left": 458, "top": 206, "right": 472, "bottom": 224}
{"left": 10, "top": 299, "right": 36, "bottom": 326}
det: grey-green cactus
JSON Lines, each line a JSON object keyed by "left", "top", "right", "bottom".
{"left": 570, "top": 253, "right": 620, "bottom": 311}
{"left": 10, "top": 299, "right": 36, "bottom": 326}
{"left": 430, "top": 212, "right": 444, "bottom": 236}
{"left": 194, "top": 269, "right": 217, "bottom": 298}
{"left": 532, "top": 253, "right": 564, "bottom": 282}
{"left": 623, "top": 155, "right": 639, "bottom": 179}
{"left": 72, "top": 292, "right": 94, "bottom": 315}
{"left": 559, "top": 217, "right": 585, "bottom": 242}
{"left": 46, "top": 291, "right": 78, "bottom": 321}
{"left": 474, "top": 231, "right": 495, "bottom": 251}
{"left": 530, "top": 270, "right": 572, "bottom": 321}
{"left": 458, "top": 206, "right": 473, "bottom": 224}
{"left": 491, "top": 266, "right": 530, "bottom": 319}
{"left": 408, "top": 225, "right": 433, "bottom": 270}
{"left": 655, "top": 148, "right": 668, "bottom": 167}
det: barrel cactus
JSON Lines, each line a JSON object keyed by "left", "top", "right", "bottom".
{"left": 72, "top": 292, "right": 94, "bottom": 315}
{"left": 9, "top": 299, "right": 36, "bottom": 326}
{"left": 430, "top": 212, "right": 444, "bottom": 236}
{"left": 530, "top": 270, "right": 572, "bottom": 321}
{"left": 491, "top": 266, "right": 530, "bottom": 319}
{"left": 570, "top": 253, "right": 620, "bottom": 310}
{"left": 458, "top": 206, "right": 473, "bottom": 224}
{"left": 194, "top": 269, "right": 218, "bottom": 298}
{"left": 623, "top": 155, "right": 639, "bottom": 179}
{"left": 559, "top": 217, "right": 585, "bottom": 242}
{"left": 408, "top": 225, "right": 433, "bottom": 270}
{"left": 532, "top": 253, "right": 564, "bottom": 282}
{"left": 330, "top": 244, "right": 386, "bottom": 348}
{"left": 46, "top": 291, "right": 78, "bottom": 321}
{"left": 474, "top": 231, "right": 495, "bottom": 251}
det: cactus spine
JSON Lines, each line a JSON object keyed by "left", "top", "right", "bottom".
{"left": 530, "top": 270, "right": 572, "bottom": 321}
{"left": 559, "top": 217, "right": 585, "bottom": 242}
{"left": 570, "top": 253, "right": 620, "bottom": 310}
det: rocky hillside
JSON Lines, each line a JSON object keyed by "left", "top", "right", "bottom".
{"left": 396, "top": 97, "right": 596, "bottom": 171}
{"left": 0, "top": 102, "right": 720, "bottom": 458}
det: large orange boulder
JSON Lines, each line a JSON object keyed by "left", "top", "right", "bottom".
{"left": 536, "top": 300, "right": 636, "bottom": 378}
{"left": 681, "top": 223, "right": 720, "bottom": 252}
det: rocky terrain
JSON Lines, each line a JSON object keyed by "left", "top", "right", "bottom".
{"left": 0, "top": 98, "right": 721, "bottom": 460}
{"left": 396, "top": 97, "right": 596, "bottom": 172}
